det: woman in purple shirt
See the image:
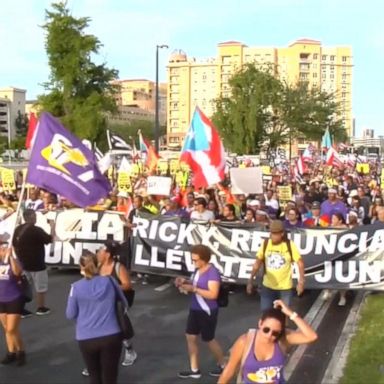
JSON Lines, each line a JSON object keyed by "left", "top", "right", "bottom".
{"left": 0, "top": 241, "right": 25, "bottom": 366}
{"left": 218, "top": 300, "right": 317, "bottom": 384}
{"left": 175, "top": 244, "right": 225, "bottom": 379}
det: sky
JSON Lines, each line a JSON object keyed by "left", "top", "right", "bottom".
{"left": 0, "top": 0, "right": 383, "bottom": 137}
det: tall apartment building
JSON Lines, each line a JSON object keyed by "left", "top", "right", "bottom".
{"left": 112, "top": 79, "right": 167, "bottom": 125}
{"left": 0, "top": 87, "right": 26, "bottom": 143}
{"left": 167, "top": 39, "right": 353, "bottom": 148}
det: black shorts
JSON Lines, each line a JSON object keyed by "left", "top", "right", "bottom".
{"left": 0, "top": 297, "right": 24, "bottom": 314}
{"left": 186, "top": 309, "right": 218, "bottom": 342}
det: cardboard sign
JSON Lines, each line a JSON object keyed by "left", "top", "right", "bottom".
{"left": 277, "top": 186, "right": 292, "bottom": 202}
{"left": 230, "top": 167, "right": 263, "bottom": 194}
{"left": 356, "top": 163, "right": 370, "bottom": 174}
{"left": 1, "top": 168, "right": 15, "bottom": 192}
{"left": 117, "top": 171, "right": 132, "bottom": 193}
{"left": 147, "top": 176, "right": 172, "bottom": 196}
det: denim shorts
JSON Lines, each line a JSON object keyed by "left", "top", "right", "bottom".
{"left": 260, "top": 285, "right": 293, "bottom": 312}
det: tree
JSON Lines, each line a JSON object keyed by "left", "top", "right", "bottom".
{"left": 212, "top": 64, "right": 282, "bottom": 154}
{"left": 37, "top": 1, "right": 118, "bottom": 143}
{"left": 212, "top": 64, "right": 347, "bottom": 154}
{"left": 15, "top": 111, "right": 29, "bottom": 136}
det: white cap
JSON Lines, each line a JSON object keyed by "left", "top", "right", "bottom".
{"left": 328, "top": 188, "right": 337, "bottom": 194}
{"left": 349, "top": 190, "right": 358, "bottom": 197}
{"left": 248, "top": 200, "right": 260, "bottom": 206}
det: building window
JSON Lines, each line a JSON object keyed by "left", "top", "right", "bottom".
{"left": 313, "top": 73, "right": 318, "bottom": 78}
{"left": 342, "top": 92, "right": 346, "bottom": 98}
{"left": 313, "top": 53, "right": 318, "bottom": 60}
{"left": 342, "top": 56, "right": 347, "bottom": 62}
{"left": 330, "top": 55, "right": 335, "bottom": 61}
{"left": 322, "top": 55, "right": 327, "bottom": 61}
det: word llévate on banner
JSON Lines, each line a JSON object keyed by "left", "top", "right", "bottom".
{"left": 131, "top": 216, "right": 384, "bottom": 290}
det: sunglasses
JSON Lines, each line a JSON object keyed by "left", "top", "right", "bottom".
{"left": 262, "top": 326, "right": 282, "bottom": 339}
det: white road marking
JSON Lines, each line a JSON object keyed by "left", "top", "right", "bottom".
{"left": 320, "top": 291, "right": 366, "bottom": 384}
{"left": 154, "top": 282, "right": 172, "bottom": 292}
{"left": 285, "top": 290, "right": 335, "bottom": 381}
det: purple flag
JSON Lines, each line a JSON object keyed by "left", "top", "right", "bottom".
{"left": 26, "top": 112, "right": 111, "bottom": 207}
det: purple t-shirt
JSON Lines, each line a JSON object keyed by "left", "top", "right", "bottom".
{"left": 190, "top": 264, "right": 221, "bottom": 313}
{"left": 242, "top": 331, "right": 286, "bottom": 384}
{"left": 320, "top": 199, "right": 347, "bottom": 219}
{"left": 0, "top": 260, "right": 22, "bottom": 303}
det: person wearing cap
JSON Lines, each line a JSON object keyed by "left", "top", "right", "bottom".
{"left": 0, "top": 237, "right": 26, "bottom": 366}
{"left": 246, "top": 220, "right": 305, "bottom": 311}
{"left": 320, "top": 188, "right": 347, "bottom": 221}
{"left": 304, "top": 201, "right": 322, "bottom": 228}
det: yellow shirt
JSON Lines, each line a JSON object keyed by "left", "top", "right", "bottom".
{"left": 257, "top": 239, "right": 301, "bottom": 290}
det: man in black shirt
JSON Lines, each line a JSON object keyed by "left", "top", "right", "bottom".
{"left": 13, "top": 209, "right": 52, "bottom": 316}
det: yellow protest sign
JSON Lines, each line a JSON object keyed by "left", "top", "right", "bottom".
{"left": 180, "top": 163, "right": 190, "bottom": 173}
{"left": 1, "top": 168, "right": 15, "bottom": 192}
{"left": 356, "top": 163, "right": 369, "bottom": 174}
{"left": 176, "top": 171, "right": 189, "bottom": 189}
{"left": 117, "top": 171, "right": 132, "bottom": 193}
{"left": 381, "top": 171, "right": 384, "bottom": 189}
{"left": 277, "top": 186, "right": 292, "bottom": 202}
{"left": 261, "top": 166, "right": 271, "bottom": 175}
{"left": 169, "top": 159, "right": 180, "bottom": 175}
{"left": 128, "top": 164, "right": 140, "bottom": 178}
{"left": 107, "top": 166, "right": 114, "bottom": 181}
{"left": 22, "top": 168, "right": 33, "bottom": 188}
{"left": 157, "top": 160, "right": 168, "bottom": 176}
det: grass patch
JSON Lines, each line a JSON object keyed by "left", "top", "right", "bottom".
{"left": 340, "top": 293, "right": 384, "bottom": 384}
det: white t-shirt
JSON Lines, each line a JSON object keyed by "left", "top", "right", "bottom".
{"left": 190, "top": 209, "right": 215, "bottom": 221}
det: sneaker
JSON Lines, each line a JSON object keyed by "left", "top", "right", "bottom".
{"left": 1, "top": 352, "right": 16, "bottom": 365}
{"left": 141, "top": 275, "right": 149, "bottom": 285}
{"left": 122, "top": 348, "right": 137, "bottom": 366}
{"left": 209, "top": 365, "right": 224, "bottom": 377}
{"left": 338, "top": 296, "right": 347, "bottom": 307}
{"left": 36, "top": 307, "right": 51, "bottom": 316}
{"left": 21, "top": 309, "right": 33, "bottom": 319}
{"left": 81, "top": 368, "right": 89, "bottom": 377}
{"left": 16, "top": 351, "right": 26, "bottom": 366}
{"left": 178, "top": 369, "right": 202, "bottom": 379}
{"left": 321, "top": 289, "right": 331, "bottom": 301}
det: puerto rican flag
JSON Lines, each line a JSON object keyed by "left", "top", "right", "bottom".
{"left": 326, "top": 147, "right": 343, "bottom": 168}
{"left": 180, "top": 107, "right": 225, "bottom": 189}
{"left": 25, "top": 112, "right": 39, "bottom": 149}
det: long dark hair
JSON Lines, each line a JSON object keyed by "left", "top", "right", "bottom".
{"left": 260, "top": 308, "right": 286, "bottom": 338}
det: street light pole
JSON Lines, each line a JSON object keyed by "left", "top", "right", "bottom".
{"left": 155, "top": 44, "right": 168, "bottom": 153}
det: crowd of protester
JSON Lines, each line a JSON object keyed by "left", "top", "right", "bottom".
{"left": 0, "top": 155, "right": 383, "bottom": 383}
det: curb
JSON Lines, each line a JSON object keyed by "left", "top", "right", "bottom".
{"left": 320, "top": 291, "right": 366, "bottom": 384}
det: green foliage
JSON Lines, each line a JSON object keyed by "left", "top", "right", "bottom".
{"left": 212, "top": 64, "right": 347, "bottom": 154}
{"left": 15, "top": 111, "right": 29, "bottom": 136}
{"left": 37, "top": 1, "right": 118, "bottom": 142}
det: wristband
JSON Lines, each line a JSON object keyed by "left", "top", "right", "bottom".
{"left": 289, "top": 312, "right": 298, "bottom": 321}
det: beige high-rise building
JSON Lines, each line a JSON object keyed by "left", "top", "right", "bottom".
{"left": 166, "top": 39, "right": 353, "bottom": 147}
{"left": 112, "top": 79, "right": 167, "bottom": 125}
{"left": 0, "top": 87, "right": 26, "bottom": 143}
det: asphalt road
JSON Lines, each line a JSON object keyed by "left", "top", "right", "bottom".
{"left": 0, "top": 270, "right": 330, "bottom": 384}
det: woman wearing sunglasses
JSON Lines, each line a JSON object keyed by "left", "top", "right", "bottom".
{"left": 218, "top": 300, "right": 317, "bottom": 384}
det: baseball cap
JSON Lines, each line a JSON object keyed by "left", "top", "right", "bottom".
{"left": 312, "top": 201, "right": 321, "bottom": 209}
{"left": 248, "top": 200, "right": 260, "bottom": 206}
{"left": 117, "top": 191, "right": 129, "bottom": 198}
{"left": 270, "top": 220, "right": 284, "bottom": 233}
{"left": 328, "top": 188, "right": 337, "bottom": 194}
{"left": 101, "top": 240, "right": 120, "bottom": 257}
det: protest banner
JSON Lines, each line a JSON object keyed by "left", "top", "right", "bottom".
{"left": 131, "top": 215, "right": 384, "bottom": 290}
{"left": 230, "top": 167, "right": 263, "bottom": 194}
{"left": 2, "top": 210, "right": 383, "bottom": 290}
{"left": 147, "top": 176, "right": 172, "bottom": 196}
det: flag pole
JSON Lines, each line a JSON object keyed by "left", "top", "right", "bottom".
{"left": 6, "top": 176, "right": 27, "bottom": 263}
